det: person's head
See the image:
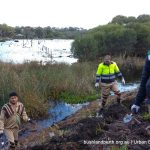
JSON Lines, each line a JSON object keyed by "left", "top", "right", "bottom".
{"left": 104, "top": 55, "right": 111, "bottom": 65}
{"left": 9, "top": 92, "right": 18, "bottom": 105}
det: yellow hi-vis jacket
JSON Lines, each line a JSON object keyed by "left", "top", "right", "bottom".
{"left": 96, "top": 61, "right": 123, "bottom": 83}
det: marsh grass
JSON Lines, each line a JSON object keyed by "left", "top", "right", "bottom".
{"left": 0, "top": 61, "right": 96, "bottom": 118}
{"left": 113, "top": 56, "right": 144, "bottom": 81}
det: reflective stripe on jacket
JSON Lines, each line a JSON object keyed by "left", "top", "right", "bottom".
{"left": 96, "top": 61, "right": 123, "bottom": 83}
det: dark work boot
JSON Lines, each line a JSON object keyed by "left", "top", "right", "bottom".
{"left": 102, "top": 100, "right": 106, "bottom": 107}
{"left": 9, "top": 141, "right": 16, "bottom": 150}
{"left": 117, "top": 98, "right": 121, "bottom": 104}
{"left": 97, "top": 100, "right": 106, "bottom": 118}
{"left": 15, "top": 140, "right": 21, "bottom": 150}
{"left": 14, "top": 140, "right": 18, "bottom": 146}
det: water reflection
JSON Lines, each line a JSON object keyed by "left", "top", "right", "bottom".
{"left": 118, "top": 82, "right": 140, "bottom": 92}
{"left": 37, "top": 101, "right": 89, "bottom": 129}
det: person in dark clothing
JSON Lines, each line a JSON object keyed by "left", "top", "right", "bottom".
{"left": 131, "top": 51, "right": 150, "bottom": 113}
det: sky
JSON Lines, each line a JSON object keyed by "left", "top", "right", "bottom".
{"left": 0, "top": 0, "right": 150, "bottom": 29}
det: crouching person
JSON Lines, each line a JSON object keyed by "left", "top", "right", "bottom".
{"left": 0, "top": 92, "right": 29, "bottom": 150}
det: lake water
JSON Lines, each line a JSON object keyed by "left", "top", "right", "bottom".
{"left": 0, "top": 39, "right": 78, "bottom": 64}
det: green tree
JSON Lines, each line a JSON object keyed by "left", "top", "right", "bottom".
{"left": 72, "top": 24, "right": 138, "bottom": 61}
{"left": 0, "top": 24, "right": 15, "bottom": 38}
{"left": 137, "top": 14, "right": 150, "bottom": 23}
{"left": 44, "top": 26, "right": 54, "bottom": 38}
{"left": 111, "top": 15, "right": 128, "bottom": 24}
{"left": 130, "top": 23, "right": 150, "bottom": 56}
{"left": 71, "top": 35, "right": 98, "bottom": 61}
{"left": 35, "top": 27, "right": 45, "bottom": 38}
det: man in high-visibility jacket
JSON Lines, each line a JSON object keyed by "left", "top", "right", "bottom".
{"left": 95, "top": 55, "right": 125, "bottom": 108}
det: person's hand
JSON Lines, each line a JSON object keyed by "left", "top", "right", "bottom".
{"left": 28, "top": 118, "right": 32, "bottom": 123}
{"left": 0, "top": 130, "right": 4, "bottom": 138}
{"left": 122, "top": 78, "right": 125, "bottom": 85}
{"left": 131, "top": 104, "right": 140, "bottom": 114}
{"left": 28, "top": 118, "right": 35, "bottom": 124}
{"left": 95, "top": 83, "right": 99, "bottom": 88}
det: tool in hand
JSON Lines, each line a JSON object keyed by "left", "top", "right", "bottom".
{"left": 123, "top": 106, "right": 141, "bottom": 124}
{"left": 123, "top": 113, "right": 133, "bottom": 123}
{"left": 123, "top": 112, "right": 141, "bottom": 124}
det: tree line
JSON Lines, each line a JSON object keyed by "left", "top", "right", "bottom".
{"left": 0, "top": 24, "right": 86, "bottom": 40}
{"left": 71, "top": 14, "right": 150, "bottom": 61}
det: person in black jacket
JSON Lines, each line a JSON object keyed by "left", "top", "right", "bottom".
{"left": 131, "top": 51, "right": 150, "bottom": 113}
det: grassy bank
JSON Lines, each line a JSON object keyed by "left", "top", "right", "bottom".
{"left": 0, "top": 61, "right": 97, "bottom": 119}
{"left": 0, "top": 57, "right": 144, "bottom": 119}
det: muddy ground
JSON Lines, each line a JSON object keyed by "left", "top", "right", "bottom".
{"left": 18, "top": 90, "right": 150, "bottom": 150}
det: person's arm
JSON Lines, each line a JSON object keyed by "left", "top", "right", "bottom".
{"left": 134, "top": 56, "right": 150, "bottom": 106}
{"left": 114, "top": 63, "right": 122, "bottom": 77}
{"left": 114, "top": 63, "right": 125, "bottom": 84}
{"left": 95, "top": 64, "right": 102, "bottom": 83}
{"left": 0, "top": 110, "right": 5, "bottom": 131}
{"left": 21, "top": 106, "right": 29, "bottom": 122}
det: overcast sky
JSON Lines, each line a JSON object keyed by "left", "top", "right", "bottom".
{"left": 0, "top": 0, "right": 150, "bottom": 29}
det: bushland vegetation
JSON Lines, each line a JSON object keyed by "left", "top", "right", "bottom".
{"left": 0, "top": 24, "right": 86, "bottom": 40}
{"left": 71, "top": 14, "right": 150, "bottom": 61}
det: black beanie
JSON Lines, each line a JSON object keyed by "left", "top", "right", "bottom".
{"left": 9, "top": 92, "right": 18, "bottom": 98}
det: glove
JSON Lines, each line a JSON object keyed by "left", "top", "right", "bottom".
{"left": 131, "top": 104, "right": 140, "bottom": 114}
{"left": 95, "top": 83, "right": 99, "bottom": 88}
{"left": 122, "top": 78, "right": 125, "bottom": 85}
{"left": 0, "top": 130, "right": 4, "bottom": 138}
{"left": 28, "top": 118, "right": 34, "bottom": 124}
